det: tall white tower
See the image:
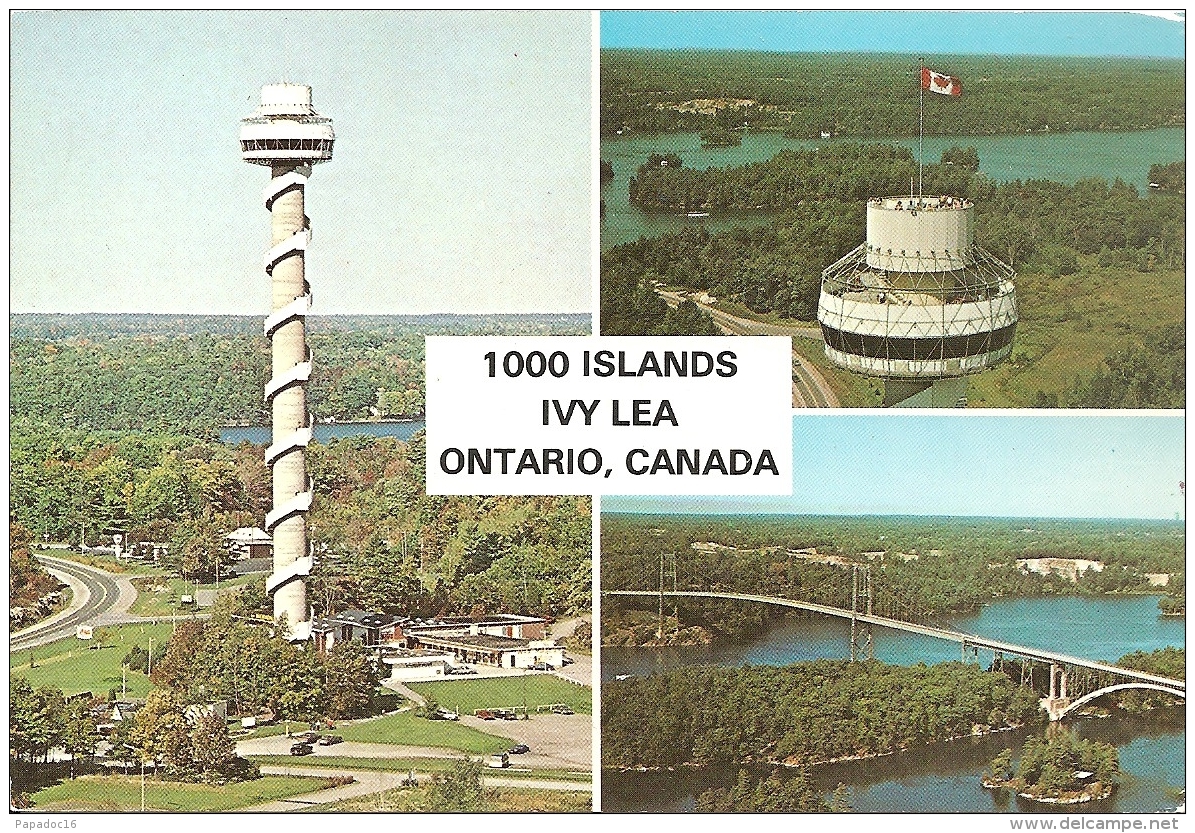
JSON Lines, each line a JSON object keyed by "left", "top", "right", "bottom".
{"left": 240, "top": 84, "right": 334, "bottom": 640}
{"left": 817, "top": 196, "right": 1017, "bottom": 407}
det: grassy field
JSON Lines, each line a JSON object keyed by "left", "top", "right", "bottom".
{"left": 314, "top": 784, "right": 591, "bottom": 812}
{"left": 10, "top": 622, "right": 173, "bottom": 698}
{"left": 29, "top": 773, "right": 334, "bottom": 812}
{"left": 128, "top": 573, "right": 256, "bottom": 617}
{"left": 967, "top": 263, "right": 1184, "bottom": 407}
{"left": 410, "top": 675, "right": 592, "bottom": 715}
{"left": 338, "top": 710, "right": 510, "bottom": 754}
{"left": 247, "top": 755, "right": 592, "bottom": 782}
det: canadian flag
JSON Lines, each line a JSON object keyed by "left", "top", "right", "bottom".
{"left": 921, "top": 67, "right": 961, "bottom": 97}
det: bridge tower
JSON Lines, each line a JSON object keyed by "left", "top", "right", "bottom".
{"left": 240, "top": 83, "right": 334, "bottom": 642}
{"left": 817, "top": 196, "right": 1017, "bottom": 407}
{"left": 849, "top": 564, "right": 874, "bottom": 661}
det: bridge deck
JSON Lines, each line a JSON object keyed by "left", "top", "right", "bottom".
{"left": 605, "top": 590, "right": 1184, "bottom": 691}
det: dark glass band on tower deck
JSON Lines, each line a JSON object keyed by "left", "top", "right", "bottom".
{"left": 821, "top": 322, "right": 1017, "bottom": 362}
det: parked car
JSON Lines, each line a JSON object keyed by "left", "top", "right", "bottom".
{"left": 561, "top": 656, "right": 575, "bottom": 666}
{"left": 436, "top": 709, "right": 459, "bottom": 721}
{"left": 446, "top": 665, "right": 477, "bottom": 676}
{"left": 289, "top": 742, "right": 313, "bottom": 756}
{"left": 508, "top": 744, "right": 530, "bottom": 755}
{"left": 486, "top": 753, "right": 510, "bottom": 769}
{"left": 476, "top": 709, "right": 495, "bottom": 720}
{"left": 530, "top": 662, "right": 555, "bottom": 671}
{"left": 296, "top": 731, "right": 321, "bottom": 744}
{"left": 317, "top": 735, "right": 343, "bottom": 746}
{"left": 551, "top": 705, "right": 575, "bottom": 715}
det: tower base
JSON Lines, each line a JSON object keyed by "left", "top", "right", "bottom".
{"left": 884, "top": 376, "right": 968, "bottom": 408}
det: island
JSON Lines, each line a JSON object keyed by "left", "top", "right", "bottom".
{"left": 984, "top": 733, "right": 1119, "bottom": 804}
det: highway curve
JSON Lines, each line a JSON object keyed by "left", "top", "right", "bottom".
{"left": 10, "top": 556, "right": 126, "bottom": 653}
{"left": 657, "top": 290, "right": 839, "bottom": 408}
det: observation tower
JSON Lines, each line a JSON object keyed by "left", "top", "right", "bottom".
{"left": 240, "top": 83, "right": 334, "bottom": 640}
{"left": 817, "top": 195, "right": 1017, "bottom": 407}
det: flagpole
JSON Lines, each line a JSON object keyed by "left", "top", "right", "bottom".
{"left": 918, "top": 58, "right": 924, "bottom": 201}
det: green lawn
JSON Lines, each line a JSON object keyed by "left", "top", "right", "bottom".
{"left": 10, "top": 622, "right": 174, "bottom": 698}
{"left": 128, "top": 573, "right": 256, "bottom": 617}
{"left": 338, "top": 710, "right": 509, "bottom": 754}
{"left": 968, "top": 263, "right": 1184, "bottom": 407}
{"left": 410, "top": 674, "right": 592, "bottom": 715}
{"left": 247, "top": 755, "right": 591, "bottom": 782}
{"left": 30, "top": 773, "right": 334, "bottom": 812}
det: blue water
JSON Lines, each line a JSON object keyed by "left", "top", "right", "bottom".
{"left": 602, "top": 595, "right": 1182, "bottom": 680}
{"left": 602, "top": 595, "right": 1185, "bottom": 813}
{"left": 219, "top": 420, "right": 424, "bottom": 444}
{"left": 601, "top": 127, "right": 1185, "bottom": 249}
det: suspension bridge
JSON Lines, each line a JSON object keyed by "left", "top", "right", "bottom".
{"left": 604, "top": 568, "right": 1184, "bottom": 720}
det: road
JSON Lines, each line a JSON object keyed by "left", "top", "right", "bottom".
{"left": 657, "top": 289, "right": 838, "bottom": 408}
{"left": 10, "top": 556, "right": 134, "bottom": 652}
{"left": 243, "top": 765, "right": 590, "bottom": 812}
{"left": 238, "top": 709, "right": 592, "bottom": 772}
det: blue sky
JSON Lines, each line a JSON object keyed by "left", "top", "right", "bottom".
{"left": 11, "top": 12, "right": 591, "bottom": 315}
{"left": 605, "top": 413, "right": 1186, "bottom": 521}
{"left": 601, "top": 11, "right": 1184, "bottom": 58}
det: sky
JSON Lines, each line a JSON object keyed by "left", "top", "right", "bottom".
{"left": 600, "top": 11, "right": 1185, "bottom": 57}
{"left": 604, "top": 413, "right": 1186, "bottom": 521}
{"left": 10, "top": 11, "right": 592, "bottom": 315}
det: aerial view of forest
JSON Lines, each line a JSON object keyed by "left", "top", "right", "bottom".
{"left": 599, "top": 51, "right": 1185, "bottom": 408}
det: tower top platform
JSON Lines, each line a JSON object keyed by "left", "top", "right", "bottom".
{"left": 240, "top": 83, "right": 334, "bottom": 166}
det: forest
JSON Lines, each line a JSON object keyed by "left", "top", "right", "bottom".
{"left": 10, "top": 424, "right": 592, "bottom": 624}
{"left": 601, "top": 514, "right": 1184, "bottom": 633}
{"left": 10, "top": 312, "right": 592, "bottom": 623}
{"left": 10, "top": 313, "right": 588, "bottom": 435}
{"left": 601, "top": 659, "right": 1042, "bottom": 770}
{"left": 600, "top": 146, "right": 1185, "bottom": 407}
{"left": 601, "top": 51, "right": 1184, "bottom": 139}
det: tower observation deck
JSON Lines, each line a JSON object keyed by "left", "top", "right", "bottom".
{"left": 240, "top": 84, "right": 334, "bottom": 641}
{"left": 817, "top": 196, "right": 1017, "bottom": 406}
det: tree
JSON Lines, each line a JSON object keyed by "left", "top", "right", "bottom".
{"left": 987, "top": 748, "right": 1014, "bottom": 782}
{"left": 168, "top": 514, "right": 234, "bottom": 582}
{"left": 428, "top": 757, "right": 488, "bottom": 811}
{"left": 189, "top": 712, "right": 237, "bottom": 782}
{"left": 324, "top": 640, "right": 380, "bottom": 719}
{"left": 9, "top": 678, "right": 65, "bottom": 763}
{"left": 130, "top": 689, "right": 194, "bottom": 777}
{"left": 63, "top": 700, "right": 100, "bottom": 778}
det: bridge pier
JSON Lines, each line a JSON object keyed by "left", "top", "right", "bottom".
{"left": 1040, "top": 664, "right": 1071, "bottom": 721}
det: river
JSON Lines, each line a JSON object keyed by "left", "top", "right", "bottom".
{"left": 219, "top": 420, "right": 424, "bottom": 444}
{"left": 600, "top": 127, "right": 1185, "bottom": 250}
{"left": 602, "top": 595, "right": 1185, "bottom": 813}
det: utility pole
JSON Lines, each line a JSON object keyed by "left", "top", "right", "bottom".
{"left": 672, "top": 552, "right": 679, "bottom": 637}
{"left": 657, "top": 553, "right": 665, "bottom": 640}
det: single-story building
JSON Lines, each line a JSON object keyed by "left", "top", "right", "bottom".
{"left": 310, "top": 610, "right": 406, "bottom": 653}
{"left": 406, "top": 630, "right": 564, "bottom": 670}
{"left": 225, "top": 528, "right": 273, "bottom": 560}
{"left": 406, "top": 613, "right": 546, "bottom": 641}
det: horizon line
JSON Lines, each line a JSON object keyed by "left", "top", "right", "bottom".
{"left": 601, "top": 510, "right": 1184, "bottom": 524}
